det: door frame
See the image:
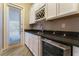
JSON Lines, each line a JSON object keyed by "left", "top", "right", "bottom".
{"left": 0, "top": 4, "right": 4, "bottom": 50}
{"left": 4, "top": 3, "right": 24, "bottom": 49}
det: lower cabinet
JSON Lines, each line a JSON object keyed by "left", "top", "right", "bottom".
{"left": 25, "top": 32, "right": 42, "bottom": 56}
{"left": 29, "top": 33, "right": 33, "bottom": 52}
{"left": 73, "top": 46, "right": 79, "bottom": 56}
{"left": 25, "top": 32, "right": 30, "bottom": 47}
{"left": 32, "top": 34, "right": 39, "bottom": 56}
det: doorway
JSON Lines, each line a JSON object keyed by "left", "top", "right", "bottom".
{"left": 8, "top": 4, "right": 22, "bottom": 46}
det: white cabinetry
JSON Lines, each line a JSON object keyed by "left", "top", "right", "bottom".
{"left": 25, "top": 33, "right": 30, "bottom": 47}
{"left": 29, "top": 3, "right": 79, "bottom": 21}
{"left": 73, "top": 46, "right": 79, "bottom": 56}
{"left": 58, "top": 3, "right": 79, "bottom": 17}
{"left": 46, "top": 3, "right": 79, "bottom": 20}
{"left": 46, "top": 3, "right": 57, "bottom": 20}
{"left": 32, "top": 34, "right": 39, "bottom": 56}
{"left": 25, "top": 32, "right": 42, "bottom": 56}
{"left": 31, "top": 34, "right": 42, "bottom": 56}
{"left": 29, "top": 3, "right": 45, "bottom": 24}
{"left": 29, "top": 5, "right": 36, "bottom": 24}
{"left": 34, "top": 3, "right": 45, "bottom": 11}
{"left": 29, "top": 33, "right": 33, "bottom": 51}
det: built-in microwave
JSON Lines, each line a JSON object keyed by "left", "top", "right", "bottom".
{"left": 35, "top": 4, "right": 46, "bottom": 21}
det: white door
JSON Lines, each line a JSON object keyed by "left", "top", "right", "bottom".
{"left": 7, "top": 4, "right": 23, "bottom": 46}
{"left": 0, "top": 4, "right": 3, "bottom": 49}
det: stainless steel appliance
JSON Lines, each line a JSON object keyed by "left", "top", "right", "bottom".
{"left": 42, "top": 39, "right": 71, "bottom": 56}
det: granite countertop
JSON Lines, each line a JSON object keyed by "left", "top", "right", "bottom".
{"left": 24, "top": 29, "right": 79, "bottom": 47}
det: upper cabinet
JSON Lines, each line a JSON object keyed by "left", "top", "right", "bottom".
{"left": 35, "top": 3, "right": 45, "bottom": 11}
{"left": 46, "top": 3, "right": 79, "bottom": 20}
{"left": 46, "top": 3, "right": 57, "bottom": 20}
{"left": 57, "top": 3, "right": 79, "bottom": 17}
{"left": 29, "top": 3, "right": 45, "bottom": 24}
{"left": 35, "top": 4, "right": 46, "bottom": 21}
{"left": 29, "top": 3, "right": 79, "bottom": 22}
{"left": 29, "top": 5, "right": 36, "bottom": 24}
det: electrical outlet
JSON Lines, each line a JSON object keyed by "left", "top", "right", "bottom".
{"left": 64, "top": 34, "right": 66, "bottom": 37}
{"left": 61, "top": 23, "right": 66, "bottom": 29}
{"left": 53, "top": 32, "right": 55, "bottom": 34}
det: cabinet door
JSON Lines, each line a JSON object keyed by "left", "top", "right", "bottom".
{"left": 29, "top": 5, "right": 35, "bottom": 24}
{"left": 30, "top": 34, "right": 34, "bottom": 52}
{"left": 25, "top": 33, "right": 30, "bottom": 47}
{"left": 33, "top": 3, "right": 40, "bottom": 11}
{"left": 33, "top": 35, "right": 39, "bottom": 56}
{"left": 28, "top": 33, "right": 33, "bottom": 51}
{"left": 46, "top": 3, "right": 57, "bottom": 20}
{"left": 73, "top": 46, "right": 79, "bottom": 56}
{"left": 25, "top": 32, "right": 28, "bottom": 45}
{"left": 58, "top": 3, "right": 78, "bottom": 17}
{"left": 34, "top": 3, "right": 45, "bottom": 11}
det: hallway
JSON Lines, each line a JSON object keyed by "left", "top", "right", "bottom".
{"left": 0, "top": 46, "right": 33, "bottom": 56}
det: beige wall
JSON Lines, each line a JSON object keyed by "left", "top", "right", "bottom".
{"left": 24, "top": 4, "right": 32, "bottom": 29}
{"left": 3, "top": 3, "right": 32, "bottom": 49}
